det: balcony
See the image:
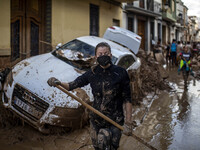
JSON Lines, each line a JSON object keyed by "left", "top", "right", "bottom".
{"left": 125, "top": 1, "right": 162, "bottom": 17}
{"left": 162, "top": 8, "right": 176, "bottom": 22}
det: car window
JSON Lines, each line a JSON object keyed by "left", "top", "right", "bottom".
{"left": 111, "top": 56, "right": 118, "bottom": 64}
{"left": 52, "top": 39, "right": 118, "bottom": 71}
{"left": 117, "top": 55, "right": 135, "bottom": 69}
{"left": 59, "top": 39, "right": 95, "bottom": 57}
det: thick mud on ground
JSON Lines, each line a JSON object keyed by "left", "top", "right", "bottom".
{"left": 0, "top": 66, "right": 199, "bottom": 150}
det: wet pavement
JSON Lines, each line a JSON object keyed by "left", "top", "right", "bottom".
{"left": 131, "top": 66, "right": 200, "bottom": 150}
{"left": 0, "top": 66, "right": 199, "bottom": 150}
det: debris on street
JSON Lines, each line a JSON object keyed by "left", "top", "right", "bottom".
{"left": 129, "top": 49, "right": 171, "bottom": 105}
{"left": 191, "top": 55, "right": 200, "bottom": 70}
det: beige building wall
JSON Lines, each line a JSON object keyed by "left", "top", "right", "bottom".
{"left": 52, "top": 0, "right": 122, "bottom": 48}
{"left": 0, "top": 0, "right": 10, "bottom": 56}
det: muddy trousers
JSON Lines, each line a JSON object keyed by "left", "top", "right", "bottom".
{"left": 90, "top": 120, "right": 122, "bottom": 150}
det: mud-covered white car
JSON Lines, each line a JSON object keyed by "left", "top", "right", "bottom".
{"left": 1, "top": 26, "right": 141, "bottom": 132}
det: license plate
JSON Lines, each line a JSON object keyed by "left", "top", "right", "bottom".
{"left": 14, "top": 97, "right": 42, "bottom": 118}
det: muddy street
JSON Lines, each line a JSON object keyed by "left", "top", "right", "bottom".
{"left": 130, "top": 66, "right": 200, "bottom": 150}
{"left": 0, "top": 66, "right": 200, "bottom": 150}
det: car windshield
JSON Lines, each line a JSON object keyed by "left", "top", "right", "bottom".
{"left": 52, "top": 39, "right": 118, "bottom": 70}
{"left": 59, "top": 39, "right": 95, "bottom": 57}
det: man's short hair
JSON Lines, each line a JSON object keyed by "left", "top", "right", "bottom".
{"left": 95, "top": 42, "right": 111, "bottom": 55}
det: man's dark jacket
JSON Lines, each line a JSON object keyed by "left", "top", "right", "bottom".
{"left": 69, "top": 64, "right": 132, "bottom": 127}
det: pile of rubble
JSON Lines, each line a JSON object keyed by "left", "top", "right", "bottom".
{"left": 190, "top": 53, "right": 200, "bottom": 80}
{"left": 192, "top": 55, "right": 200, "bottom": 70}
{"left": 129, "top": 49, "right": 171, "bottom": 104}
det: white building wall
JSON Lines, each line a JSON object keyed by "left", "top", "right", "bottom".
{"left": 122, "top": 10, "right": 127, "bottom": 29}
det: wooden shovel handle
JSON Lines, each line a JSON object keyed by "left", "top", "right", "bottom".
{"left": 56, "top": 85, "right": 123, "bottom": 130}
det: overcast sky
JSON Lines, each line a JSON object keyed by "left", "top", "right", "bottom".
{"left": 182, "top": 0, "right": 200, "bottom": 17}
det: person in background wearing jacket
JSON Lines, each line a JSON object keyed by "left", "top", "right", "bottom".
{"left": 47, "top": 42, "right": 133, "bottom": 150}
{"left": 178, "top": 46, "right": 194, "bottom": 85}
{"left": 165, "top": 41, "right": 171, "bottom": 65}
{"left": 170, "top": 39, "right": 177, "bottom": 66}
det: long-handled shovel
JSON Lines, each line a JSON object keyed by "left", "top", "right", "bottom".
{"left": 56, "top": 85, "right": 157, "bottom": 150}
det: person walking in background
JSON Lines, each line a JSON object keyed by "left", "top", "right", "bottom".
{"left": 153, "top": 39, "right": 163, "bottom": 59}
{"left": 177, "top": 41, "right": 183, "bottom": 64}
{"left": 177, "top": 41, "right": 183, "bottom": 55}
{"left": 165, "top": 41, "right": 171, "bottom": 65}
{"left": 197, "top": 42, "right": 200, "bottom": 51}
{"left": 186, "top": 42, "right": 192, "bottom": 54}
{"left": 170, "top": 39, "right": 177, "bottom": 66}
{"left": 178, "top": 45, "right": 194, "bottom": 86}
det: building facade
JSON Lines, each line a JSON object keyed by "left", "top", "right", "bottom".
{"left": 123, "top": 0, "right": 162, "bottom": 52}
{"left": 0, "top": 0, "right": 125, "bottom": 68}
{"left": 162, "top": 0, "right": 176, "bottom": 45}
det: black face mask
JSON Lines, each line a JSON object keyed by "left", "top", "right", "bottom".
{"left": 97, "top": 55, "right": 111, "bottom": 67}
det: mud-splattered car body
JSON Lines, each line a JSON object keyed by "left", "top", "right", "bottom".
{"left": 1, "top": 26, "right": 141, "bottom": 133}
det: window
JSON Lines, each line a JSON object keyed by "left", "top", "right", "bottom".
{"left": 30, "top": 21, "right": 39, "bottom": 56}
{"left": 11, "top": 20, "right": 20, "bottom": 61}
{"left": 128, "top": 17, "right": 134, "bottom": 32}
{"left": 113, "top": 19, "right": 120, "bottom": 26}
{"left": 150, "top": 21, "right": 154, "bottom": 40}
{"left": 59, "top": 39, "right": 95, "bottom": 57}
{"left": 117, "top": 55, "right": 135, "bottom": 69}
{"left": 139, "top": 0, "right": 145, "bottom": 8}
{"left": 158, "top": 23, "right": 161, "bottom": 41}
{"left": 147, "top": 0, "right": 154, "bottom": 11}
{"left": 90, "top": 4, "right": 99, "bottom": 36}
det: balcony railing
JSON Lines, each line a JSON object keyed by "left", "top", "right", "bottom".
{"left": 126, "top": 0, "right": 161, "bottom": 14}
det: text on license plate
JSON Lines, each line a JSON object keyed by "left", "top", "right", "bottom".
{"left": 14, "top": 97, "right": 43, "bottom": 118}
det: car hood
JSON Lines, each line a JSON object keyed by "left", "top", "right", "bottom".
{"left": 11, "top": 53, "right": 93, "bottom": 108}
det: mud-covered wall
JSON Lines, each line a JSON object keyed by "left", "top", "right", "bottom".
{"left": 0, "top": 0, "right": 11, "bottom": 56}
{"left": 52, "top": 0, "right": 122, "bottom": 48}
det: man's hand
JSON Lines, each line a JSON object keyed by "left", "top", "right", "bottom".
{"left": 47, "top": 77, "right": 61, "bottom": 87}
{"left": 122, "top": 122, "right": 132, "bottom": 136}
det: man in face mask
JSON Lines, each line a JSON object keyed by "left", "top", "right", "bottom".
{"left": 47, "top": 42, "right": 133, "bottom": 150}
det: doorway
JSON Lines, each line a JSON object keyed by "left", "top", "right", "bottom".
{"left": 162, "top": 25, "right": 166, "bottom": 44}
{"left": 138, "top": 19, "right": 146, "bottom": 50}
{"left": 90, "top": 4, "right": 99, "bottom": 36}
{"left": 11, "top": 0, "right": 50, "bottom": 61}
